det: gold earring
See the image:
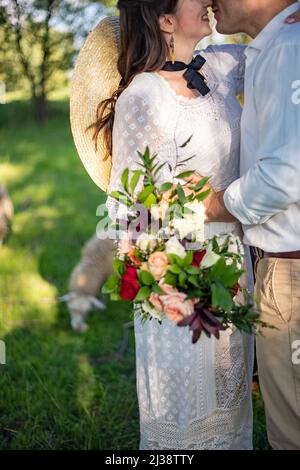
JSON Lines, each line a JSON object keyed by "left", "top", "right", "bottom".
{"left": 169, "top": 35, "right": 175, "bottom": 64}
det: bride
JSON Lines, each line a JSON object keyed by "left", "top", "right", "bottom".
{"left": 84, "top": 0, "right": 295, "bottom": 450}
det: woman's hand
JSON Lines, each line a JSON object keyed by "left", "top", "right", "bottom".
{"left": 285, "top": 9, "right": 300, "bottom": 24}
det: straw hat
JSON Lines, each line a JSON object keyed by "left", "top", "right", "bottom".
{"left": 70, "top": 16, "right": 121, "bottom": 192}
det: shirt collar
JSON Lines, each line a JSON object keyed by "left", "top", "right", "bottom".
{"left": 245, "top": 2, "right": 299, "bottom": 58}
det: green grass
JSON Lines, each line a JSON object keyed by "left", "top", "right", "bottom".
{"left": 0, "top": 99, "right": 269, "bottom": 450}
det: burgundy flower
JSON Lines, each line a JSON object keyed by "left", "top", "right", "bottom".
{"left": 192, "top": 250, "right": 206, "bottom": 267}
{"left": 230, "top": 282, "right": 241, "bottom": 298}
{"left": 177, "top": 302, "right": 227, "bottom": 343}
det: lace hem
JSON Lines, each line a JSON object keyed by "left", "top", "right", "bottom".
{"left": 139, "top": 407, "right": 253, "bottom": 450}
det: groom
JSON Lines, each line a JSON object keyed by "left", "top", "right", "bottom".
{"left": 205, "top": 0, "right": 300, "bottom": 450}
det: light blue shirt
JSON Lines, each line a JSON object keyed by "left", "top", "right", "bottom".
{"left": 224, "top": 3, "right": 300, "bottom": 252}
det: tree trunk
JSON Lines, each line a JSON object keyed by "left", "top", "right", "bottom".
{"left": 33, "top": 94, "right": 48, "bottom": 124}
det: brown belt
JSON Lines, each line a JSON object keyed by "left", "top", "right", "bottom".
{"left": 264, "top": 250, "right": 300, "bottom": 259}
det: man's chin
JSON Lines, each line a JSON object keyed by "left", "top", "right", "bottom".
{"left": 215, "top": 21, "right": 235, "bottom": 35}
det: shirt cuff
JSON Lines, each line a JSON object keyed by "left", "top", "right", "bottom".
{"left": 224, "top": 179, "right": 261, "bottom": 225}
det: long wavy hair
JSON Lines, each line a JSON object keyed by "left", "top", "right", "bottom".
{"left": 88, "top": 0, "right": 179, "bottom": 160}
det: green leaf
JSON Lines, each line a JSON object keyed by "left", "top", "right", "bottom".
{"left": 195, "top": 189, "right": 211, "bottom": 202}
{"left": 149, "top": 153, "right": 159, "bottom": 165}
{"left": 211, "top": 283, "right": 233, "bottom": 311}
{"left": 209, "top": 258, "right": 241, "bottom": 287}
{"left": 153, "top": 161, "right": 168, "bottom": 176}
{"left": 176, "top": 186, "right": 186, "bottom": 205}
{"left": 144, "top": 193, "right": 157, "bottom": 209}
{"left": 187, "top": 289, "right": 205, "bottom": 298}
{"left": 152, "top": 284, "right": 165, "bottom": 295}
{"left": 121, "top": 168, "right": 129, "bottom": 193}
{"left": 144, "top": 146, "right": 151, "bottom": 163}
{"left": 244, "top": 311, "right": 259, "bottom": 320}
{"left": 188, "top": 275, "right": 201, "bottom": 287}
{"left": 164, "top": 272, "right": 177, "bottom": 286}
{"left": 138, "top": 270, "right": 155, "bottom": 286}
{"left": 137, "top": 185, "right": 156, "bottom": 203}
{"left": 167, "top": 265, "right": 182, "bottom": 274}
{"left": 113, "top": 259, "right": 125, "bottom": 277}
{"left": 167, "top": 254, "right": 185, "bottom": 268}
{"left": 183, "top": 251, "right": 194, "bottom": 267}
{"left": 179, "top": 134, "right": 193, "bottom": 148}
{"left": 110, "top": 292, "right": 122, "bottom": 301}
{"left": 110, "top": 191, "right": 131, "bottom": 206}
{"left": 179, "top": 271, "right": 187, "bottom": 288}
{"left": 175, "top": 170, "right": 195, "bottom": 179}
{"left": 102, "top": 274, "right": 120, "bottom": 294}
{"left": 176, "top": 155, "right": 196, "bottom": 166}
{"left": 160, "top": 182, "right": 173, "bottom": 192}
{"left": 130, "top": 170, "right": 143, "bottom": 194}
{"left": 194, "top": 176, "right": 211, "bottom": 192}
{"left": 186, "top": 265, "right": 200, "bottom": 275}
{"left": 134, "top": 286, "right": 151, "bottom": 301}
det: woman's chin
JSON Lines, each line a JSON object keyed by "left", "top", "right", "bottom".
{"left": 199, "top": 23, "right": 213, "bottom": 38}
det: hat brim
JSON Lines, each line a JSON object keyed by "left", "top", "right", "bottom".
{"left": 70, "top": 16, "right": 121, "bottom": 192}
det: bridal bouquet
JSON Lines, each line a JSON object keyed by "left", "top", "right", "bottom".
{"left": 102, "top": 146, "right": 261, "bottom": 343}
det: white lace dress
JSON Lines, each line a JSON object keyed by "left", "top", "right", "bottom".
{"left": 106, "top": 45, "right": 255, "bottom": 450}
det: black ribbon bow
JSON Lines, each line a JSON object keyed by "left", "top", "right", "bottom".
{"left": 162, "top": 54, "right": 210, "bottom": 97}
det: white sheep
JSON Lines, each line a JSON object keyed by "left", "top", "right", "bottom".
{"left": 60, "top": 235, "right": 114, "bottom": 332}
{"left": 0, "top": 186, "right": 14, "bottom": 246}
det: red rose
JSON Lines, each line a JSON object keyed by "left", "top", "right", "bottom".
{"left": 192, "top": 250, "right": 206, "bottom": 267}
{"left": 120, "top": 265, "right": 139, "bottom": 301}
{"left": 122, "top": 265, "right": 138, "bottom": 281}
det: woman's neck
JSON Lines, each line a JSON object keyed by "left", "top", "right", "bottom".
{"left": 170, "top": 41, "right": 198, "bottom": 64}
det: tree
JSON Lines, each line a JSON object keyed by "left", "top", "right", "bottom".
{"left": 0, "top": 0, "right": 112, "bottom": 122}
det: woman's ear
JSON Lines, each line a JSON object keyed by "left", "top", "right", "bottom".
{"left": 159, "top": 14, "right": 175, "bottom": 34}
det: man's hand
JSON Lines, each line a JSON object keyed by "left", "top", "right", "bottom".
{"left": 204, "top": 190, "right": 239, "bottom": 224}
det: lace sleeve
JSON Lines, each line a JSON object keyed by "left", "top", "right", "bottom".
{"left": 203, "top": 44, "right": 246, "bottom": 96}
{"left": 106, "top": 91, "right": 177, "bottom": 221}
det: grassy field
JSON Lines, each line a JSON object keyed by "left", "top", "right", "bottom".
{"left": 0, "top": 99, "right": 270, "bottom": 450}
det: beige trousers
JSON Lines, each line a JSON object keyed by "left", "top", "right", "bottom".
{"left": 255, "top": 257, "right": 300, "bottom": 450}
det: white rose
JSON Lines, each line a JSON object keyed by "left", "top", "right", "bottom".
{"left": 165, "top": 237, "right": 186, "bottom": 259}
{"left": 136, "top": 232, "right": 157, "bottom": 251}
{"left": 185, "top": 201, "right": 205, "bottom": 218}
{"left": 173, "top": 213, "right": 205, "bottom": 241}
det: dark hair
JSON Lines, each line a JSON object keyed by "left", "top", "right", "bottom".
{"left": 88, "top": 0, "right": 178, "bottom": 160}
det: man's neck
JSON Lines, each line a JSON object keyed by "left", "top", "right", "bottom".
{"left": 245, "top": 1, "right": 297, "bottom": 38}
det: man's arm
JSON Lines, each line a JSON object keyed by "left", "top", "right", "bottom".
{"left": 207, "top": 43, "right": 300, "bottom": 225}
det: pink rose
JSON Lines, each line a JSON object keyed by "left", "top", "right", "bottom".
{"left": 148, "top": 252, "right": 169, "bottom": 281}
{"left": 159, "top": 283, "right": 178, "bottom": 294}
{"left": 160, "top": 293, "right": 195, "bottom": 323}
{"left": 149, "top": 293, "right": 164, "bottom": 312}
